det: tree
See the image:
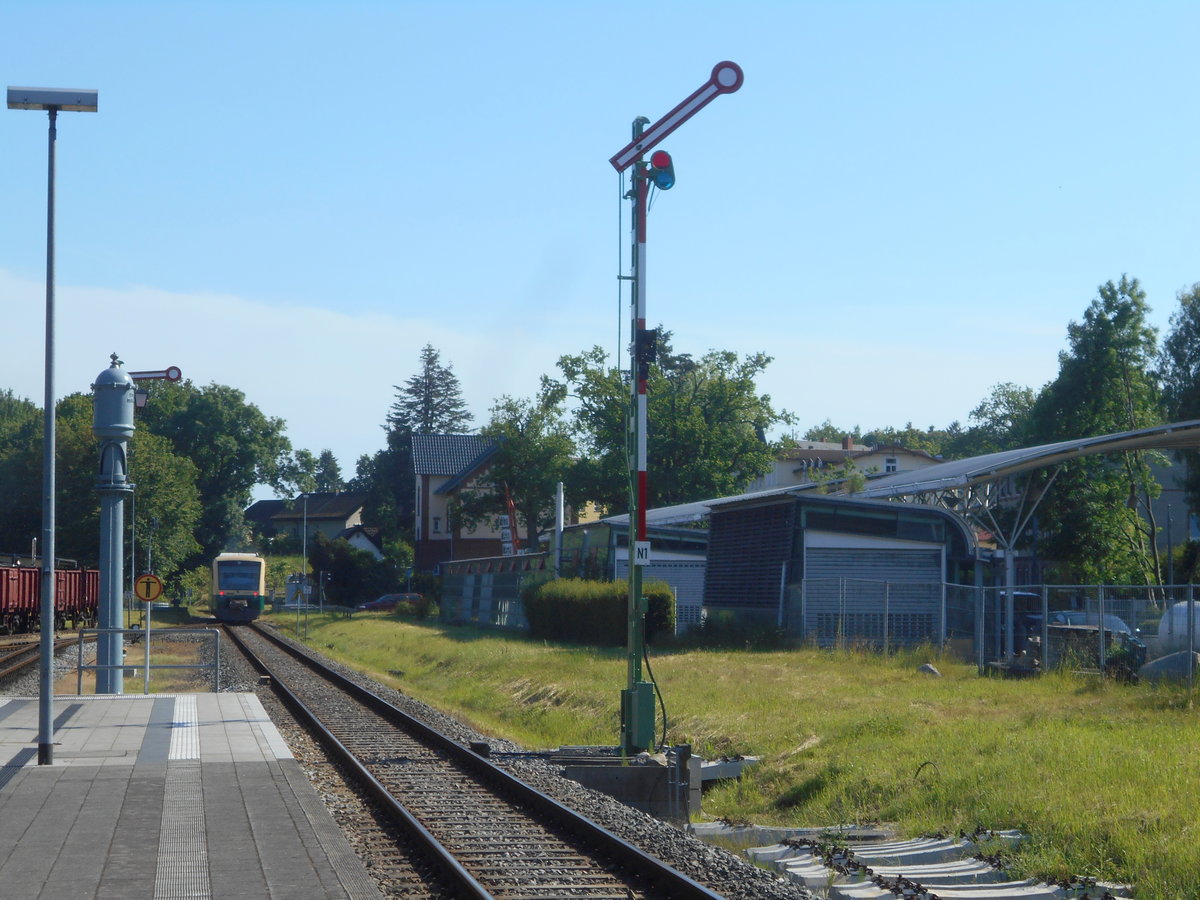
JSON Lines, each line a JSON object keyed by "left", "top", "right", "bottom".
{"left": 355, "top": 346, "right": 474, "bottom": 543}
{"left": 860, "top": 422, "right": 953, "bottom": 456}
{"left": 350, "top": 430, "right": 414, "bottom": 541}
{"left": 455, "top": 384, "right": 575, "bottom": 549}
{"left": 555, "top": 335, "right": 790, "bottom": 513}
{"left": 1159, "top": 283, "right": 1200, "bottom": 513}
{"left": 284, "top": 449, "right": 319, "bottom": 494}
{"left": 0, "top": 392, "right": 202, "bottom": 581}
{"left": 314, "top": 449, "right": 344, "bottom": 492}
{"left": 306, "top": 532, "right": 396, "bottom": 606}
{"left": 125, "top": 429, "right": 203, "bottom": 580}
{"left": 801, "top": 419, "right": 859, "bottom": 443}
{"left": 137, "top": 380, "right": 293, "bottom": 563}
{"left": 387, "top": 344, "right": 472, "bottom": 435}
{"left": 277, "top": 447, "right": 340, "bottom": 494}
{"left": 1026, "top": 276, "right": 1165, "bottom": 583}
{"left": 0, "top": 392, "right": 42, "bottom": 555}
{"left": 942, "top": 382, "right": 1037, "bottom": 458}
{"left": 0, "top": 389, "right": 38, "bottom": 445}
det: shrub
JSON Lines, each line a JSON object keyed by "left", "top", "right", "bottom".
{"left": 522, "top": 578, "right": 675, "bottom": 645}
{"left": 394, "top": 595, "right": 436, "bottom": 620}
{"left": 683, "top": 608, "right": 791, "bottom": 650}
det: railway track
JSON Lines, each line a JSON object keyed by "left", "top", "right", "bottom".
{"left": 0, "top": 636, "right": 79, "bottom": 682}
{"left": 227, "top": 622, "right": 728, "bottom": 900}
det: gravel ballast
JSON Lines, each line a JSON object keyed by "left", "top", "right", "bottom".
{"left": 5, "top": 629, "right": 809, "bottom": 899}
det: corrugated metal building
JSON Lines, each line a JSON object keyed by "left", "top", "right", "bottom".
{"left": 704, "top": 490, "right": 976, "bottom": 644}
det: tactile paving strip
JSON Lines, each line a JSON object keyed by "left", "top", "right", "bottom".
{"left": 154, "top": 698, "right": 210, "bottom": 899}
{"left": 154, "top": 760, "right": 210, "bottom": 900}
{"left": 169, "top": 695, "right": 199, "bottom": 760}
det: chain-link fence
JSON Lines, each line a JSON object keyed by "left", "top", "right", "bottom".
{"left": 783, "top": 579, "right": 980, "bottom": 654}
{"left": 976, "top": 583, "right": 1199, "bottom": 676}
{"left": 783, "top": 578, "right": 1199, "bottom": 677}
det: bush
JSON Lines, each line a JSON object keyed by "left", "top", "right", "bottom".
{"left": 682, "top": 608, "right": 791, "bottom": 650}
{"left": 409, "top": 571, "right": 441, "bottom": 605}
{"left": 522, "top": 578, "right": 675, "bottom": 645}
{"left": 394, "top": 595, "right": 436, "bottom": 620}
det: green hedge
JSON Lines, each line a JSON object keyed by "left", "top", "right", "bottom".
{"left": 521, "top": 578, "right": 675, "bottom": 645}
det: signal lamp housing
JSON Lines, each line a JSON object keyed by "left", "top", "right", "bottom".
{"left": 648, "top": 150, "right": 675, "bottom": 190}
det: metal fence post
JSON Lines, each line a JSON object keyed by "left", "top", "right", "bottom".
{"left": 838, "top": 577, "right": 846, "bottom": 650}
{"left": 800, "top": 578, "right": 807, "bottom": 644}
{"left": 1189, "top": 583, "right": 1195, "bottom": 695}
{"left": 777, "top": 563, "right": 788, "bottom": 630}
{"left": 975, "top": 586, "right": 985, "bottom": 674}
{"left": 1041, "top": 584, "right": 1049, "bottom": 670}
{"left": 883, "top": 581, "right": 890, "bottom": 653}
{"left": 1098, "top": 584, "right": 1107, "bottom": 674}
{"left": 939, "top": 581, "right": 946, "bottom": 646}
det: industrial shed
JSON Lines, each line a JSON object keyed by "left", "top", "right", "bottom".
{"left": 704, "top": 490, "right": 976, "bottom": 644}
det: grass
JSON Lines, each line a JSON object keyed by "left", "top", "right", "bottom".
{"left": 266, "top": 609, "right": 1200, "bottom": 899}
{"left": 55, "top": 608, "right": 219, "bottom": 695}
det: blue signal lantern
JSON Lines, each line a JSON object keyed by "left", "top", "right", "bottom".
{"left": 648, "top": 149, "right": 675, "bottom": 190}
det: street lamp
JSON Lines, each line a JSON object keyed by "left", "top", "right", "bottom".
{"left": 8, "top": 86, "right": 98, "bottom": 766}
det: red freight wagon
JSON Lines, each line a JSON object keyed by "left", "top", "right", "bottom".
{"left": 0, "top": 566, "right": 99, "bottom": 633}
{"left": 56, "top": 569, "right": 99, "bottom": 629}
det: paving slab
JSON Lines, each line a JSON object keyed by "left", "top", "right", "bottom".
{"left": 0, "top": 694, "right": 383, "bottom": 900}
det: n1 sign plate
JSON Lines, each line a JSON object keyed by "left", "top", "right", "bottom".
{"left": 634, "top": 542, "right": 652, "bottom": 566}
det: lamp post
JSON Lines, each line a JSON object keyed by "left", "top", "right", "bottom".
{"left": 8, "top": 86, "right": 98, "bottom": 765}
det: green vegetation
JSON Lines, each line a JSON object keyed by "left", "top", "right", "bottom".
{"left": 522, "top": 578, "right": 674, "bottom": 644}
{"left": 554, "top": 337, "right": 791, "bottom": 513}
{"left": 268, "top": 611, "right": 1200, "bottom": 899}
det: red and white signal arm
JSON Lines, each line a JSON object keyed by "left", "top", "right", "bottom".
{"left": 129, "top": 366, "right": 182, "bottom": 382}
{"left": 609, "top": 61, "right": 744, "bottom": 173}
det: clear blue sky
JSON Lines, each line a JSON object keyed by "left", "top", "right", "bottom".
{"left": 3, "top": 1, "right": 1199, "bottom": 496}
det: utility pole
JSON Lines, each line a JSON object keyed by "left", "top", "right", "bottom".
{"left": 608, "top": 62, "right": 742, "bottom": 754}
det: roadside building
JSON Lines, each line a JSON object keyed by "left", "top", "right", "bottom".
{"left": 743, "top": 436, "right": 943, "bottom": 492}
{"left": 411, "top": 433, "right": 502, "bottom": 570}
{"left": 245, "top": 491, "right": 368, "bottom": 547}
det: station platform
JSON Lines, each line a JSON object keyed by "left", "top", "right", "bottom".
{"left": 0, "top": 693, "right": 383, "bottom": 899}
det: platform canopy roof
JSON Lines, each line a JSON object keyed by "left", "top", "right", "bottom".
{"left": 851, "top": 419, "right": 1200, "bottom": 501}
{"left": 598, "top": 420, "right": 1200, "bottom": 536}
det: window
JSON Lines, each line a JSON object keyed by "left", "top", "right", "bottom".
{"left": 885, "top": 457, "right": 898, "bottom": 474}
{"left": 432, "top": 516, "right": 442, "bottom": 534}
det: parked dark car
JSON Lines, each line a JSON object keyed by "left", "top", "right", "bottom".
{"left": 1025, "top": 610, "right": 1147, "bottom": 678}
{"left": 1048, "top": 610, "right": 1138, "bottom": 635}
{"left": 357, "top": 593, "right": 423, "bottom": 612}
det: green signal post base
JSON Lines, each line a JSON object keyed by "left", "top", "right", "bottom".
{"left": 620, "top": 681, "right": 656, "bottom": 754}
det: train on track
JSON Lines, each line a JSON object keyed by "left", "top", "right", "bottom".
{"left": 0, "top": 564, "right": 99, "bottom": 634}
{"left": 211, "top": 552, "right": 266, "bottom": 623}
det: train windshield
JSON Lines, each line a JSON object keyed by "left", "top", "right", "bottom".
{"left": 217, "top": 560, "right": 262, "bottom": 592}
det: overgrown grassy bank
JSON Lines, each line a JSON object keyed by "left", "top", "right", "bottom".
{"left": 270, "top": 610, "right": 1200, "bottom": 898}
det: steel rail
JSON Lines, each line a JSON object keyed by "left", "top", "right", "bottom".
{"left": 0, "top": 637, "right": 77, "bottom": 681}
{"left": 223, "top": 624, "right": 493, "bottom": 899}
{"left": 241, "top": 622, "right": 726, "bottom": 900}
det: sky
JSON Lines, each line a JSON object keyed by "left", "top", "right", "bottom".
{"left": 3, "top": 1, "right": 1200, "bottom": 500}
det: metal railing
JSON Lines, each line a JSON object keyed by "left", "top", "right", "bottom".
{"left": 76, "top": 626, "right": 221, "bottom": 694}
